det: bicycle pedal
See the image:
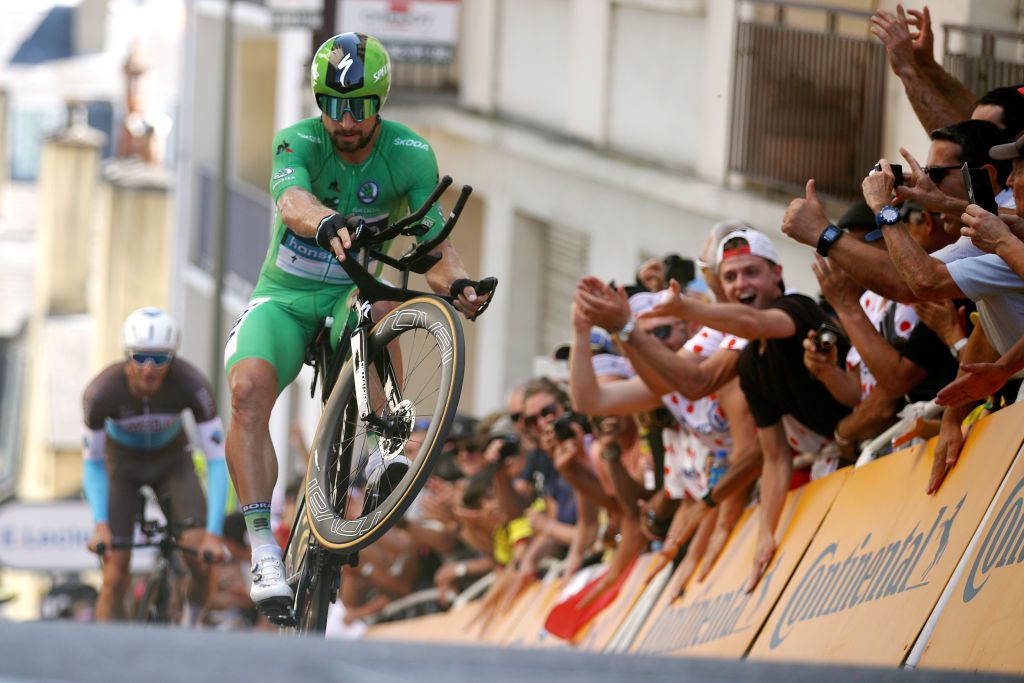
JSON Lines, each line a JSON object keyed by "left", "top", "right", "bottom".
{"left": 256, "top": 597, "right": 295, "bottom": 627}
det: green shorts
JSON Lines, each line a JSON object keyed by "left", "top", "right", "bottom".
{"left": 223, "top": 278, "right": 356, "bottom": 395}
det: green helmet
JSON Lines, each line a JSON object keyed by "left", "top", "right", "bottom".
{"left": 310, "top": 32, "right": 391, "bottom": 108}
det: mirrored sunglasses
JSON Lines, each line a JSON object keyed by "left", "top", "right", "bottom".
{"left": 130, "top": 351, "right": 173, "bottom": 368}
{"left": 317, "top": 95, "right": 380, "bottom": 123}
{"left": 649, "top": 324, "right": 675, "bottom": 340}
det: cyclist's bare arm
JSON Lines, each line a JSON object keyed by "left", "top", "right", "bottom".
{"left": 277, "top": 186, "right": 353, "bottom": 257}
{"left": 423, "top": 239, "right": 491, "bottom": 318}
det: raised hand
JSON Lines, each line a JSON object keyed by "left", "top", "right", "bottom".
{"left": 960, "top": 204, "right": 1016, "bottom": 254}
{"left": 937, "top": 362, "right": 1013, "bottom": 408}
{"left": 781, "top": 179, "right": 830, "bottom": 248}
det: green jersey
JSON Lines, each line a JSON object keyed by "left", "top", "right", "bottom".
{"left": 262, "top": 117, "right": 446, "bottom": 290}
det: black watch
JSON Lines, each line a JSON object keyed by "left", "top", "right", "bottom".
{"left": 816, "top": 224, "right": 843, "bottom": 257}
{"left": 876, "top": 204, "right": 901, "bottom": 227}
{"left": 701, "top": 490, "right": 717, "bottom": 508}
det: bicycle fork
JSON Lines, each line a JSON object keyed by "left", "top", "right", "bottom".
{"left": 349, "top": 297, "right": 405, "bottom": 435}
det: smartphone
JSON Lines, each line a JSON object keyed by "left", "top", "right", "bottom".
{"left": 961, "top": 163, "right": 998, "bottom": 214}
{"left": 872, "top": 162, "right": 904, "bottom": 187}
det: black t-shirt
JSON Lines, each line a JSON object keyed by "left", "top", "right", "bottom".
{"left": 892, "top": 298, "right": 974, "bottom": 404}
{"left": 738, "top": 293, "right": 852, "bottom": 436}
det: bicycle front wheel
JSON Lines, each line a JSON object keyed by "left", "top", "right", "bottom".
{"left": 305, "top": 296, "right": 464, "bottom": 552}
{"left": 135, "top": 574, "right": 170, "bottom": 624}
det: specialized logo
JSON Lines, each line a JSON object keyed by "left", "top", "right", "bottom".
{"left": 358, "top": 180, "right": 380, "bottom": 204}
{"left": 337, "top": 52, "right": 354, "bottom": 86}
{"left": 964, "top": 474, "right": 1024, "bottom": 602}
{"left": 275, "top": 140, "right": 293, "bottom": 155}
{"left": 372, "top": 62, "right": 390, "bottom": 83}
{"left": 271, "top": 167, "right": 294, "bottom": 181}
{"left": 393, "top": 138, "right": 429, "bottom": 150}
{"left": 768, "top": 496, "right": 966, "bottom": 649}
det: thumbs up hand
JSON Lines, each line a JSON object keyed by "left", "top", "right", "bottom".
{"left": 782, "top": 179, "right": 830, "bottom": 247}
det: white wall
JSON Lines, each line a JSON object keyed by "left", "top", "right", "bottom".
{"left": 607, "top": 4, "right": 705, "bottom": 170}
{"left": 495, "top": 0, "right": 572, "bottom": 130}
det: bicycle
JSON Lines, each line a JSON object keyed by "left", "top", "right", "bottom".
{"left": 97, "top": 490, "right": 214, "bottom": 625}
{"left": 277, "top": 176, "right": 497, "bottom": 633}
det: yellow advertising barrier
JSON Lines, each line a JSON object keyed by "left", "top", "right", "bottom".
{"left": 365, "top": 602, "right": 483, "bottom": 644}
{"left": 918, "top": 437, "right": 1024, "bottom": 673}
{"left": 631, "top": 468, "right": 850, "bottom": 657}
{"left": 749, "top": 403, "right": 1024, "bottom": 666}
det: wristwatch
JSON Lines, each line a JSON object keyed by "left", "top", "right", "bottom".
{"left": 876, "top": 204, "right": 901, "bottom": 227}
{"left": 701, "top": 490, "right": 717, "bottom": 508}
{"left": 600, "top": 443, "right": 623, "bottom": 462}
{"left": 816, "top": 224, "right": 843, "bottom": 257}
{"left": 616, "top": 319, "right": 636, "bottom": 344}
{"left": 950, "top": 337, "right": 968, "bottom": 358}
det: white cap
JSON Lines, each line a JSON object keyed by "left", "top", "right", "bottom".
{"left": 628, "top": 290, "right": 663, "bottom": 317}
{"left": 715, "top": 228, "right": 780, "bottom": 268}
{"left": 699, "top": 219, "right": 753, "bottom": 272}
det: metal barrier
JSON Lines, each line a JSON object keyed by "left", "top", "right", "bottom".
{"left": 943, "top": 24, "right": 1024, "bottom": 96}
{"left": 728, "top": 0, "right": 887, "bottom": 201}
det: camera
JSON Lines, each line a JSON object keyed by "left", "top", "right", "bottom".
{"left": 553, "top": 412, "right": 593, "bottom": 442}
{"left": 871, "top": 162, "right": 904, "bottom": 188}
{"left": 486, "top": 432, "right": 521, "bottom": 460}
{"left": 814, "top": 321, "right": 846, "bottom": 354}
{"left": 962, "top": 162, "right": 999, "bottom": 214}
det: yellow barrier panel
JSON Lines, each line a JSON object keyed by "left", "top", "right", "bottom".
{"left": 365, "top": 602, "right": 484, "bottom": 644}
{"left": 918, "top": 436, "right": 1024, "bottom": 673}
{"left": 631, "top": 468, "right": 850, "bottom": 657}
{"left": 749, "top": 403, "right": 1024, "bottom": 666}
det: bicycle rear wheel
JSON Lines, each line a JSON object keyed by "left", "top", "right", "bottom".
{"left": 305, "top": 296, "right": 464, "bottom": 552}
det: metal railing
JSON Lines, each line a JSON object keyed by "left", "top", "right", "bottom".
{"left": 943, "top": 24, "right": 1024, "bottom": 97}
{"left": 728, "top": 0, "right": 887, "bottom": 201}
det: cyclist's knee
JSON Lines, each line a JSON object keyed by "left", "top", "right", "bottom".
{"left": 103, "top": 551, "right": 131, "bottom": 590}
{"left": 228, "top": 360, "right": 277, "bottom": 424}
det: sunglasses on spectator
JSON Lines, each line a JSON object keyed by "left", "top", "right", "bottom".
{"left": 316, "top": 95, "right": 380, "bottom": 122}
{"left": 648, "top": 324, "right": 678, "bottom": 340}
{"left": 921, "top": 165, "right": 961, "bottom": 184}
{"left": 129, "top": 351, "right": 173, "bottom": 368}
{"left": 523, "top": 403, "right": 559, "bottom": 429}
{"left": 509, "top": 411, "right": 523, "bottom": 423}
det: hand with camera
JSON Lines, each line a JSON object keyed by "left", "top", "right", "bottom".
{"left": 862, "top": 158, "right": 899, "bottom": 213}
{"left": 960, "top": 204, "right": 1013, "bottom": 255}
{"left": 802, "top": 330, "right": 840, "bottom": 380}
{"left": 812, "top": 253, "right": 863, "bottom": 314}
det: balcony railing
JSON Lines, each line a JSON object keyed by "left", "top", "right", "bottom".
{"left": 728, "top": 0, "right": 887, "bottom": 201}
{"left": 943, "top": 24, "right": 1024, "bottom": 96}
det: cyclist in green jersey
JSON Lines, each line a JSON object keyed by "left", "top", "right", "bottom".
{"left": 224, "top": 32, "right": 491, "bottom": 612}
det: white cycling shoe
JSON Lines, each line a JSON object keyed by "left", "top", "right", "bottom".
{"left": 250, "top": 553, "right": 293, "bottom": 623}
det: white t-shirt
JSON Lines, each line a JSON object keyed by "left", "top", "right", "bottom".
{"left": 845, "top": 291, "right": 918, "bottom": 400}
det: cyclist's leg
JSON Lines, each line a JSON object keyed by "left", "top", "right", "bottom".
{"left": 96, "top": 467, "right": 138, "bottom": 621}
{"left": 223, "top": 289, "right": 319, "bottom": 609}
{"left": 152, "top": 452, "right": 209, "bottom": 625}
